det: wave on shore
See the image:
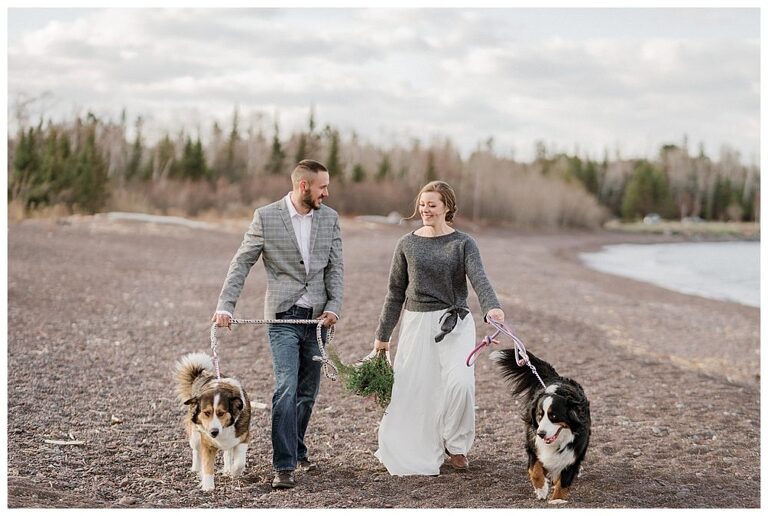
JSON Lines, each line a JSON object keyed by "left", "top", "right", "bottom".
{"left": 580, "top": 241, "right": 759, "bottom": 308}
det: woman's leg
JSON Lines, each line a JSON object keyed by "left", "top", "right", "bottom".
{"left": 375, "top": 310, "right": 444, "bottom": 475}
{"left": 438, "top": 313, "right": 477, "bottom": 456}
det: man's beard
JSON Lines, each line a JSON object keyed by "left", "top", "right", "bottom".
{"left": 301, "top": 190, "right": 322, "bottom": 210}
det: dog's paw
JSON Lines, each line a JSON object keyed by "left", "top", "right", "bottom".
{"left": 548, "top": 498, "right": 568, "bottom": 505}
{"left": 221, "top": 466, "right": 243, "bottom": 478}
{"left": 229, "top": 464, "right": 245, "bottom": 478}
{"left": 534, "top": 484, "right": 550, "bottom": 500}
{"left": 200, "top": 475, "right": 214, "bottom": 492}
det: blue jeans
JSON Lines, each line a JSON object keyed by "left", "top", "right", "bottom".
{"left": 268, "top": 305, "right": 324, "bottom": 471}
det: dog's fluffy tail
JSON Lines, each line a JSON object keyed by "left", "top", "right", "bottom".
{"left": 489, "top": 349, "right": 559, "bottom": 399}
{"left": 174, "top": 352, "right": 213, "bottom": 404}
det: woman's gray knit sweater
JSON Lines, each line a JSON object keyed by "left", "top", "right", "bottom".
{"left": 375, "top": 230, "right": 501, "bottom": 342}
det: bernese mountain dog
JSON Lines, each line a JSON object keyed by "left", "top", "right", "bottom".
{"left": 491, "top": 349, "right": 590, "bottom": 504}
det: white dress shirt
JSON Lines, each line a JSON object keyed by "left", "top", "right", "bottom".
{"left": 284, "top": 192, "right": 314, "bottom": 309}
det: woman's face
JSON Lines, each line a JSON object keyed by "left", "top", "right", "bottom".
{"left": 419, "top": 191, "right": 447, "bottom": 226}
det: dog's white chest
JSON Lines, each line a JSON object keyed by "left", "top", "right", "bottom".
{"left": 536, "top": 434, "right": 576, "bottom": 477}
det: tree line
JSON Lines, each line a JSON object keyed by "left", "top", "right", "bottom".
{"left": 8, "top": 107, "right": 760, "bottom": 227}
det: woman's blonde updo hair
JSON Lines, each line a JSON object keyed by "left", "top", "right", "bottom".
{"left": 407, "top": 180, "right": 458, "bottom": 223}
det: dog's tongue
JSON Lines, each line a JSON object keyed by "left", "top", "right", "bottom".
{"left": 544, "top": 428, "right": 561, "bottom": 444}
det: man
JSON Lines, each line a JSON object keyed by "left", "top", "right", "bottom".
{"left": 213, "top": 159, "right": 343, "bottom": 489}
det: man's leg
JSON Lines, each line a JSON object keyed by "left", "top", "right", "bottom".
{"left": 268, "top": 316, "right": 302, "bottom": 472}
{"left": 295, "top": 323, "right": 323, "bottom": 462}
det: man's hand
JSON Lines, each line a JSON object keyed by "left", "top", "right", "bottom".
{"left": 318, "top": 311, "right": 338, "bottom": 327}
{"left": 212, "top": 312, "right": 232, "bottom": 329}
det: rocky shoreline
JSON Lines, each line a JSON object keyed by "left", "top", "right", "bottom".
{"left": 6, "top": 216, "right": 760, "bottom": 508}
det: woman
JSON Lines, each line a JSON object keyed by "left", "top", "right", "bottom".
{"left": 372, "top": 180, "right": 505, "bottom": 476}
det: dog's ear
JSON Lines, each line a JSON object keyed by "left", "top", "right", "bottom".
{"left": 230, "top": 397, "right": 243, "bottom": 414}
{"left": 530, "top": 403, "right": 539, "bottom": 427}
{"left": 184, "top": 397, "right": 200, "bottom": 424}
{"left": 568, "top": 403, "right": 586, "bottom": 427}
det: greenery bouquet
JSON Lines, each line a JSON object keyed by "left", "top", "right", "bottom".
{"left": 328, "top": 348, "right": 394, "bottom": 409}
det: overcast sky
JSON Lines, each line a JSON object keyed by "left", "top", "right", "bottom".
{"left": 6, "top": 7, "right": 761, "bottom": 163}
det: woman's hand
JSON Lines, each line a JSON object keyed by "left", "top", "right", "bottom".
{"left": 358, "top": 339, "right": 392, "bottom": 366}
{"left": 486, "top": 308, "right": 505, "bottom": 324}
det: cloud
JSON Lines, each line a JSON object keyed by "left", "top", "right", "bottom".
{"left": 7, "top": 8, "right": 760, "bottom": 162}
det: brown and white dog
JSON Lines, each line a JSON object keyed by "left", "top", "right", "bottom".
{"left": 174, "top": 352, "right": 251, "bottom": 491}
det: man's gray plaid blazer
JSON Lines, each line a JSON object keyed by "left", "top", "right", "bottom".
{"left": 216, "top": 199, "right": 343, "bottom": 319}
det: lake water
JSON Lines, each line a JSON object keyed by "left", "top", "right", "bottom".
{"left": 580, "top": 241, "right": 760, "bottom": 307}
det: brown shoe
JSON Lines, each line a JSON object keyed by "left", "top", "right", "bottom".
{"left": 272, "top": 470, "right": 296, "bottom": 489}
{"left": 298, "top": 458, "right": 317, "bottom": 472}
{"left": 445, "top": 449, "right": 469, "bottom": 470}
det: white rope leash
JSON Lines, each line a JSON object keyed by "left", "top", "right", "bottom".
{"left": 209, "top": 319, "right": 338, "bottom": 381}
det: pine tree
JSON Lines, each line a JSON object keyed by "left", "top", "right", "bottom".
{"left": 376, "top": 154, "right": 391, "bottom": 181}
{"left": 581, "top": 160, "right": 599, "bottom": 195}
{"left": 126, "top": 117, "right": 143, "bottom": 181}
{"left": 10, "top": 128, "right": 39, "bottom": 202}
{"left": 225, "top": 107, "right": 241, "bottom": 179}
{"left": 741, "top": 167, "right": 759, "bottom": 221}
{"left": 179, "top": 137, "right": 207, "bottom": 180}
{"left": 209, "top": 121, "right": 225, "bottom": 180}
{"left": 71, "top": 124, "right": 109, "bottom": 213}
{"left": 295, "top": 133, "right": 308, "bottom": 163}
{"left": 194, "top": 138, "right": 209, "bottom": 181}
{"left": 325, "top": 126, "right": 342, "bottom": 180}
{"left": 352, "top": 163, "right": 366, "bottom": 183}
{"left": 56, "top": 132, "right": 73, "bottom": 194}
{"left": 308, "top": 104, "right": 316, "bottom": 134}
{"left": 36, "top": 125, "right": 67, "bottom": 206}
{"left": 307, "top": 104, "right": 318, "bottom": 157}
{"left": 425, "top": 150, "right": 437, "bottom": 182}
{"left": 154, "top": 134, "right": 178, "bottom": 180}
{"left": 709, "top": 176, "right": 741, "bottom": 221}
{"left": 620, "top": 161, "right": 674, "bottom": 220}
{"left": 266, "top": 120, "right": 286, "bottom": 175}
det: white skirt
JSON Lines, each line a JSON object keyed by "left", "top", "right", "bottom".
{"left": 374, "top": 308, "right": 477, "bottom": 476}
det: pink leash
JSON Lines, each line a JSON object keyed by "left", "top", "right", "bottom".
{"left": 466, "top": 319, "right": 547, "bottom": 390}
